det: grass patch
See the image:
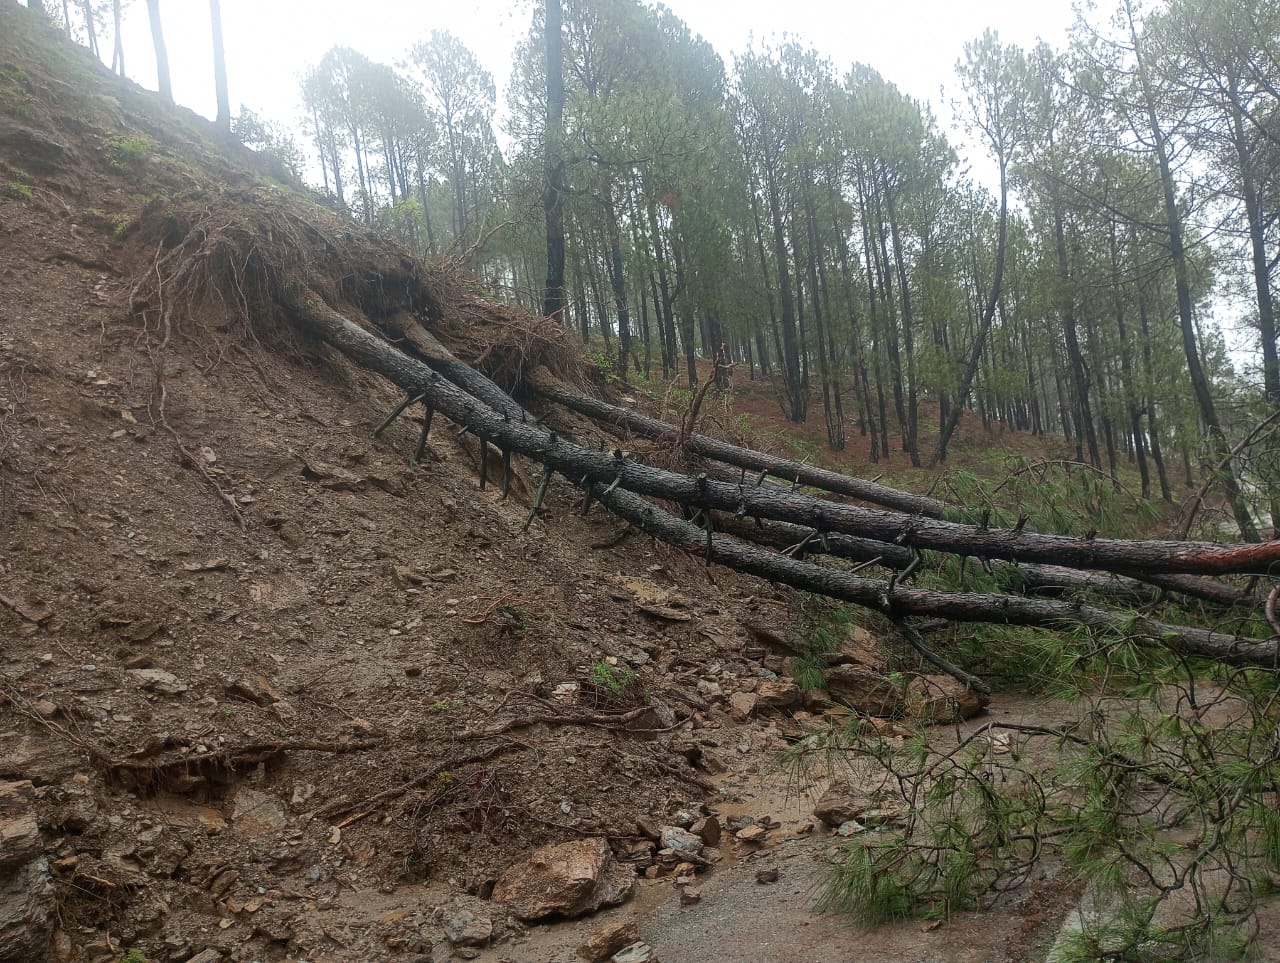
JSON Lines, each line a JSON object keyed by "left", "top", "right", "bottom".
{"left": 102, "top": 134, "right": 152, "bottom": 172}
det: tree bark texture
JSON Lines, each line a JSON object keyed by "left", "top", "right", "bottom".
{"left": 542, "top": 0, "right": 566, "bottom": 321}
{"left": 209, "top": 0, "right": 230, "bottom": 134}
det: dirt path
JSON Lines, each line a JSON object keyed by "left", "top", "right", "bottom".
{"left": 476, "top": 695, "right": 1079, "bottom": 963}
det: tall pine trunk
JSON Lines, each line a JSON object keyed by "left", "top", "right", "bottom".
{"left": 932, "top": 153, "right": 1009, "bottom": 464}
{"left": 209, "top": 0, "right": 230, "bottom": 134}
{"left": 1127, "top": 0, "right": 1257, "bottom": 540}
{"left": 542, "top": 0, "right": 566, "bottom": 321}
{"left": 145, "top": 0, "right": 172, "bottom": 103}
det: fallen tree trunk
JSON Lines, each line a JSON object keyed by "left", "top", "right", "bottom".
{"left": 714, "top": 514, "right": 913, "bottom": 569}
{"left": 285, "top": 288, "right": 1278, "bottom": 667}
{"left": 1020, "top": 566, "right": 1252, "bottom": 607}
{"left": 588, "top": 483, "right": 1278, "bottom": 668}
{"left": 287, "top": 290, "right": 1280, "bottom": 576}
{"left": 537, "top": 373, "right": 1252, "bottom": 605}
{"left": 530, "top": 370, "right": 950, "bottom": 519}
{"left": 715, "top": 510, "right": 1250, "bottom": 608}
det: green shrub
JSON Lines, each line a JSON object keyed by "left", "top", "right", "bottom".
{"left": 102, "top": 134, "right": 152, "bottom": 171}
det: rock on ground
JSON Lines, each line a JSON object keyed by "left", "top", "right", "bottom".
{"left": 0, "top": 780, "right": 54, "bottom": 961}
{"left": 906, "top": 673, "right": 989, "bottom": 721}
{"left": 823, "top": 664, "right": 904, "bottom": 716}
{"left": 812, "top": 781, "right": 872, "bottom": 828}
{"left": 493, "top": 838, "right": 637, "bottom": 922}
{"left": 611, "top": 942, "right": 655, "bottom": 962}
{"left": 578, "top": 918, "right": 640, "bottom": 962}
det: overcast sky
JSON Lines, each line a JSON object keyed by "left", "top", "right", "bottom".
{"left": 105, "top": 0, "right": 1078, "bottom": 182}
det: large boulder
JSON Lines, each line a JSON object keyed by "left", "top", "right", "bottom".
{"left": 0, "top": 781, "right": 54, "bottom": 961}
{"left": 493, "top": 838, "right": 636, "bottom": 922}
{"left": 823, "top": 665, "right": 905, "bottom": 717}
{"left": 905, "top": 674, "right": 988, "bottom": 722}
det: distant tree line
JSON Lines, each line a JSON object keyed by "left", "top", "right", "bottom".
{"left": 26, "top": 0, "right": 1280, "bottom": 534}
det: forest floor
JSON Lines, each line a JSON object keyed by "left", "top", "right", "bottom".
{"left": 0, "top": 5, "right": 1249, "bottom": 963}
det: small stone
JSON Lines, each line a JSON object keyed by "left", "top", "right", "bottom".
{"left": 696, "top": 680, "right": 723, "bottom": 701}
{"left": 756, "top": 679, "right": 801, "bottom": 708}
{"left": 184, "top": 951, "right": 224, "bottom": 963}
{"left": 577, "top": 919, "right": 640, "bottom": 962}
{"left": 635, "top": 817, "right": 662, "bottom": 842}
{"left": 669, "top": 810, "right": 698, "bottom": 829}
{"left": 905, "top": 674, "right": 989, "bottom": 722}
{"left": 727, "top": 691, "right": 757, "bottom": 722}
{"left": 679, "top": 886, "right": 701, "bottom": 905}
{"left": 860, "top": 807, "right": 906, "bottom": 827}
{"left": 836, "top": 820, "right": 865, "bottom": 836}
{"left": 224, "top": 674, "right": 282, "bottom": 707}
{"left": 126, "top": 668, "right": 188, "bottom": 695}
{"left": 734, "top": 824, "right": 768, "bottom": 844}
{"left": 658, "top": 826, "right": 702, "bottom": 855}
{"left": 207, "top": 868, "right": 239, "bottom": 898}
{"left": 696, "top": 750, "right": 727, "bottom": 775}
{"left": 553, "top": 682, "right": 580, "bottom": 701}
{"left": 801, "top": 687, "right": 830, "bottom": 711}
{"left": 812, "top": 781, "right": 871, "bottom": 828}
{"left": 444, "top": 910, "right": 492, "bottom": 947}
{"left": 611, "top": 942, "right": 655, "bottom": 963}
{"left": 755, "top": 868, "right": 779, "bottom": 884}
{"left": 690, "top": 815, "right": 721, "bottom": 847}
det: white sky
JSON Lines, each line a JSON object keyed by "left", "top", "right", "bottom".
{"left": 105, "top": 0, "right": 1078, "bottom": 183}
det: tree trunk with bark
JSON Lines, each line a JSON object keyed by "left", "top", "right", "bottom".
{"left": 209, "top": 0, "right": 230, "bottom": 135}
{"left": 542, "top": 0, "right": 566, "bottom": 322}
{"left": 145, "top": 0, "right": 172, "bottom": 104}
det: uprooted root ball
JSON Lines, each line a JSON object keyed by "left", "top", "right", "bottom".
{"left": 126, "top": 186, "right": 586, "bottom": 390}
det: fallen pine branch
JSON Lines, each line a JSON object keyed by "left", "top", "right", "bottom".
{"left": 587, "top": 480, "right": 1279, "bottom": 668}
{"left": 460, "top": 705, "right": 675, "bottom": 739}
